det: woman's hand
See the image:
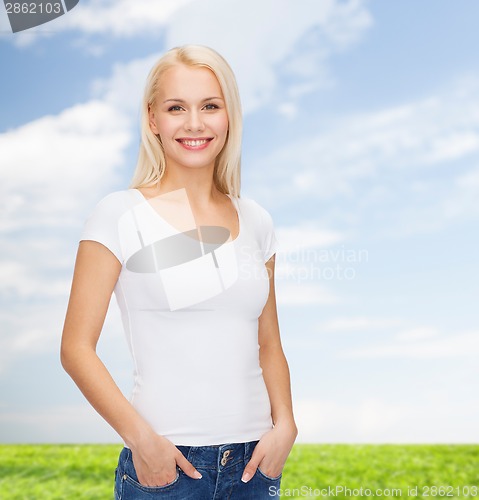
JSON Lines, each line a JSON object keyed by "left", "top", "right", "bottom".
{"left": 241, "top": 420, "right": 297, "bottom": 482}
{"left": 130, "top": 432, "right": 202, "bottom": 487}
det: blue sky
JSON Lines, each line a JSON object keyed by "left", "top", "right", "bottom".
{"left": 1, "top": 0, "right": 478, "bottom": 444}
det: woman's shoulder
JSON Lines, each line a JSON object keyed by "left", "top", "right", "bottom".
{"left": 85, "top": 189, "right": 139, "bottom": 220}
{"left": 236, "top": 195, "right": 275, "bottom": 223}
{"left": 90, "top": 189, "right": 138, "bottom": 208}
{"left": 93, "top": 188, "right": 134, "bottom": 204}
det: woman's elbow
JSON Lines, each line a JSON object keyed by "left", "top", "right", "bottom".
{"left": 60, "top": 334, "right": 92, "bottom": 373}
{"left": 60, "top": 338, "right": 74, "bottom": 373}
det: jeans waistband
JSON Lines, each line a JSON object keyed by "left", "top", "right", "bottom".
{"left": 176, "top": 440, "right": 259, "bottom": 471}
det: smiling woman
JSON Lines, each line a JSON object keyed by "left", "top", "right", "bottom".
{"left": 60, "top": 45, "right": 297, "bottom": 500}
{"left": 131, "top": 45, "right": 243, "bottom": 197}
{"left": 147, "top": 64, "right": 229, "bottom": 176}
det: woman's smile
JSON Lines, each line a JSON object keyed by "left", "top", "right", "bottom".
{"left": 176, "top": 137, "right": 214, "bottom": 150}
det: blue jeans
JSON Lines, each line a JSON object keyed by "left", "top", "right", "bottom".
{"left": 114, "top": 440, "right": 282, "bottom": 499}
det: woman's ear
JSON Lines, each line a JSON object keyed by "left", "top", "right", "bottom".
{"left": 148, "top": 105, "right": 159, "bottom": 135}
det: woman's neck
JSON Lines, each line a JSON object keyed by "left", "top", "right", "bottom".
{"left": 157, "top": 164, "right": 222, "bottom": 208}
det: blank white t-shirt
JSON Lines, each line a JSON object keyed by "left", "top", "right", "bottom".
{"left": 80, "top": 188, "right": 279, "bottom": 446}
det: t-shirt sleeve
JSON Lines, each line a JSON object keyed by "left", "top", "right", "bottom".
{"left": 258, "top": 203, "right": 279, "bottom": 263}
{"left": 80, "top": 192, "right": 124, "bottom": 263}
{"left": 262, "top": 209, "right": 279, "bottom": 262}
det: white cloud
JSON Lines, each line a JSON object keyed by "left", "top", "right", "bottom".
{"left": 277, "top": 225, "right": 344, "bottom": 253}
{"left": 166, "top": 0, "right": 372, "bottom": 113}
{"left": 87, "top": 0, "right": 368, "bottom": 159}
{"left": 0, "top": 260, "right": 70, "bottom": 299}
{"left": 257, "top": 84, "right": 479, "bottom": 200}
{"left": 68, "top": 0, "right": 195, "bottom": 37}
{"left": 0, "top": 403, "right": 120, "bottom": 443}
{"left": 0, "top": 100, "right": 131, "bottom": 230}
{"left": 340, "top": 330, "right": 479, "bottom": 359}
{"left": 6, "top": 0, "right": 373, "bottom": 93}
{"left": 7, "top": 0, "right": 195, "bottom": 47}
{"left": 90, "top": 53, "right": 161, "bottom": 119}
{"left": 395, "top": 326, "right": 439, "bottom": 341}
{"left": 0, "top": 67, "right": 135, "bottom": 378}
{"left": 0, "top": 303, "right": 66, "bottom": 375}
{"left": 294, "top": 396, "right": 479, "bottom": 443}
{"left": 277, "top": 103, "right": 298, "bottom": 120}
{"left": 0, "top": 101, "right": 128, "bottom": 376}
{"left": 248, "top": 75, "right": 479, "bottom": 236}
{"left": 320, "top": 316, "right": 404, "bottom": 332}
{"left": 276, "top": 282, "right": 338, "bottom": 306}
{"left": 5, "top": 0, "right": 373, "bottom": 126}
{"left": 0, "top": 294, "right": 125, "bottom": 376}
{"left": 442, "top": 166, "right": 479, "bottom": 221}
{"left": 272, "top": 226, "right": 367, "bottom": 305}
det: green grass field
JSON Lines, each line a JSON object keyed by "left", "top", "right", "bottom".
{"left": 0, "top": 444, "right": 478, "bottom": 499}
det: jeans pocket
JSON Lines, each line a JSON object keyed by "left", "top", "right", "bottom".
{"left": 122, "top": 450, "right": 182, "bottom": 493}
{"left": 256, "top": 466, "right": 283, "bottom": 482}
{"left": 123, "top": 467, "right": 181, "bottom": 493}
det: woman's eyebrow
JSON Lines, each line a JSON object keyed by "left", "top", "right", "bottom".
{"left": 163, "top": 97, "right": 224, "bottom": 104}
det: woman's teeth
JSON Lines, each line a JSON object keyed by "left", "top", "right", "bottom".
{"left": 180, "top": 139, "right": 209, "bottom": 147}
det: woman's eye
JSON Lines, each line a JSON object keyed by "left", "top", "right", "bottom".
{"left": 168, "top": 105, "right": 183, "bottom": 112}
{"left": 204, "top": 103, "right": 219, "bottom": 110}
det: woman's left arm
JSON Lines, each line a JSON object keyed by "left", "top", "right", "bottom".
{"left": 242, "top": 254, "right": 298, "bottom": 482}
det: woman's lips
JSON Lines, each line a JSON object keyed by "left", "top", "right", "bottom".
{"left": 176, "top": 138, "right": 213, "bottom": 150}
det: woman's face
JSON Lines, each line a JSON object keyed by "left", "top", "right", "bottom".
{"left": 149, "top": 64, "right": 229, "bottom": 174}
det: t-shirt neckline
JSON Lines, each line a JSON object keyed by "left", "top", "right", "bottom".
{"left": 129, "top": 188, "right": 241, "bottom": 243}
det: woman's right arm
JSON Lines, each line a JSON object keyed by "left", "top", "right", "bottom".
{"left": 60, "top": 240, "right": 202, "bottom": 486}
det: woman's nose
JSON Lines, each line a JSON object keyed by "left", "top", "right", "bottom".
{"left": 185, "top": 110, "right": 205, "bottom": 132}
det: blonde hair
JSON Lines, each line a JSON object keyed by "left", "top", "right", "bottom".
{"left": 130, "top": 45, "right": 242, "bottom": 197}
